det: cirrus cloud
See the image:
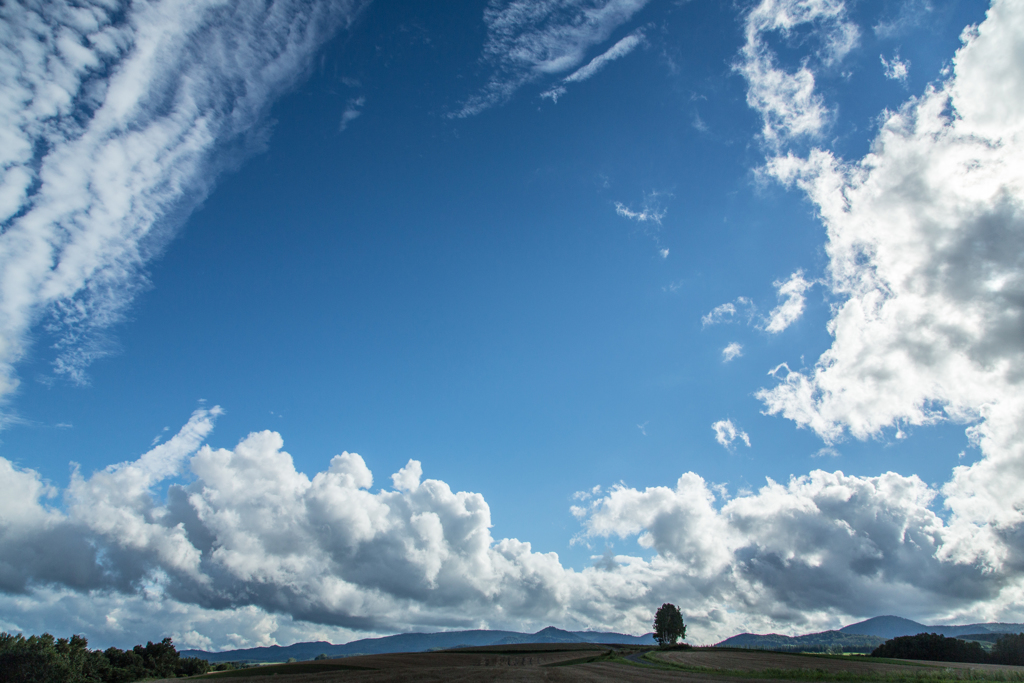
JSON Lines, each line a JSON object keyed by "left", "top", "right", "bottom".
{"left": 455, "top": 0, "right": 650, "bottom": 116}
{"left": 0, "top": 0, "right": 367, "bottom": 403}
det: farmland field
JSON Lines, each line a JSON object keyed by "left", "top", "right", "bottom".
{"left": 171, "top": 646, "right": 1024, "bottom": 682}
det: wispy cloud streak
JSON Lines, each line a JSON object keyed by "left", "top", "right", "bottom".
{"left": 542, "top": 30, "right": 644, "bottom": 101}
{"left": 455, "top": 0, "right": 649, "bottom": 116}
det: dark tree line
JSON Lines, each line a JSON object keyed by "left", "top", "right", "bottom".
{"left": 0, "top": 632, "right": 213, "bottom": 683}
{"left": 871, "top": 632, "right": 1024, "bottom": 665}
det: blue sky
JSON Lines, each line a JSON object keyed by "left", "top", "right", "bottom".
{"left": 1, "top": 0, "right": 1021, "bottom": 652}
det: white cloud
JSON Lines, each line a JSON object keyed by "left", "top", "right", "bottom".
{"left": 880, "top": 52, "right": 910, "bottom": 82}
{"left": 0, "top": 0, "right": 366, "bottom": 401}
{"left": 722, "top": 342, "right": 744, "bottom": 362}
{"left": 4, "top": 404, "right": 1024, "bottom": 648}
{"left": 750, "top": 0, "right": 1024, "bottom": 580}
{"left": 573, "top": 484, "right": 602, "bottom": 501}
{"left": 692, "top": 110, "right": 709, "bottom": 133}
{"left": 734, "top": 0, "right": 858, "bottom": 146}
{"left": 615, "top": 193, "right": 670, "bottom": 257}
{"left": 391, "top": 458, "right": 423, "bottom": 492}
{"left": 873, "top": 0, "right": 933, "bottom": 39}
{"left": 339, "top": 96, "right": 365, "bottom": 131}
{"left": 614, "top": 201, "right": 664, "bottom": 224}
{"left": 701, "top": 297, "right": 755, "bottom": 327}
{"left": 3, "top": 414, "right": 664, "bottom": 643}
{"left": 712, "top": 419, "right": 751, "bottom": 450}
{"left": 456, "top": 0, "right": 650, "bottom": 116}
{"left": 764, "top": 270, "right": 812, "bottom": 334}
{"left": 541, "top": 30, "right": 644, "bottom": 102}
{"left": 565, "top": 30, "right": 643, "bottom": 83}
{"left": 578, "top": 469, "right": 1012, "bottom": 631}
{"left": 703, "top": 280, "right": 811, "bottom": 333}
{"left": 703, "top": 302, "right": 736, "bottom": 326}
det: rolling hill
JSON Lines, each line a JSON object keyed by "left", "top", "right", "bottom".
{"left": 180, "top": 626, "right": 653, "bottom": 663}
{"left": 840, "top": 616, "right": 1024, "bottom": 639}
{"left": 716, "top": 616, "right": 1024, "bottom": 652}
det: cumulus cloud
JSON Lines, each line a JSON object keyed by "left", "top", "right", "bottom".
{"left": 578, "top": 469, "right": 1006, "bottom": 627}
{"left": 764, "top": 270, "right": 812, "bottom": 333}
{"left": 722, "top": 342, "right": 744, "bottom": 362}
{"left": 747, "top": 0, "right": 1024, "bottom": 582}
{"left": 0, "top": 0, "right": 366, "bottom": 401}
{"left": 5, "top": 404, "right": 1024, "bottom": 649}
{"left": 541, "top": 30, "right": 644, "bottom": 102}
{"left": 455, "top": 0, "right": 649, "bottom": 116}
{"left": 712, "top": 419, "right": 751, "bottom": 450}
{"left": 1, "top": 412, "right": 660, "bottom": 645}
{"left": 734, "top": 0, "right": 858, "bottom": 146}
{"left": 757, "top": 0, "right": 1024, "bottom": 443}
{"left": 881, "top": 52, "right": 911, "bottom": 82}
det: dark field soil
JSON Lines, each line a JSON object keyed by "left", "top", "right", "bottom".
{"left": 170, "top": 646, "right": 1024, "bottom": 682}
{"left": 182, "top": 648, "right": 757, "bottom": 682}
{"left": 900, "top": 660, "right": 1024, "bottom": 674}
{"left": 652, "top": 649, "right": 923, "bottom": 674}
{"left": 447, "top": 642, "right": 612, "bottom": 653}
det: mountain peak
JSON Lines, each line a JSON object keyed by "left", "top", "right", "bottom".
{"left": 840, "top": 616, "right": 929, "bottom": 640}
{"left": 535, "top": 626, "right": 569, "bottom": 635}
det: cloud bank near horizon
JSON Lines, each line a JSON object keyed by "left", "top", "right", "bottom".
{"left": 0, "top": 400, "right": 1018, "bottom": 652}
{"left": 0, "top": 0, "right": 366, "bottom": 405}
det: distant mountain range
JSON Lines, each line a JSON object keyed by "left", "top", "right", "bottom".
{"left": 717, "top": 615, "right": 1024, "bottom": 652}
{"left": 717, "top": 631, "right": 885, "bottom": 653}
{"left": 183, "top": 615, "right": 1024, "bottom": 663}
{"left": 839, "top": 615, "right": 1024, "bottom": 640}
{"left": 181, "top": 626, "right": 653, "bottom": 663}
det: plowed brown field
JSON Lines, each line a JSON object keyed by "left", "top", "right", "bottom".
{"left": 182, "top": 646, "right": 1024, "bottom": 682}
{"left": 652, "top": 649, "right": 920, "bottom": 674}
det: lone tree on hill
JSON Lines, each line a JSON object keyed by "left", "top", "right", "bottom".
{"left": 653, "top": 603, "right": 686, "bottom": 646}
